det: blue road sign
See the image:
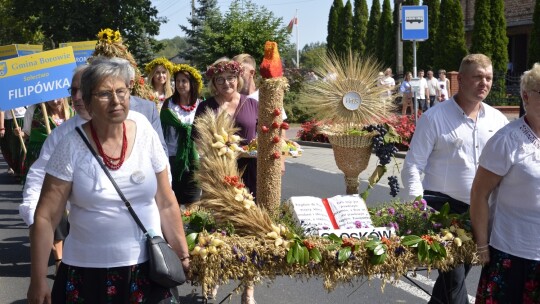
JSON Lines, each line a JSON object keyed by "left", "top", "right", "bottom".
{"left": 402, "top": 6, "right": 429, "bottom": 41}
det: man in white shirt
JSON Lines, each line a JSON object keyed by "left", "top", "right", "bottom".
{"left": 417, "top": 69, "right": 429, "bottom": 111}
{"left": 426, "top": 70, "right": 439, "bottom": 108}
{"left": 402, "top": 54, "right": 508, "bottom": 304}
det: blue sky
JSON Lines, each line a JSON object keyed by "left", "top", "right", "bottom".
{"left": 151, "top": 0, "right": 335, "bottom": 48}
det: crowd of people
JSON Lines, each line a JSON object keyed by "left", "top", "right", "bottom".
{"left": 0, "top": 31, "right": 538, "bottom": 303}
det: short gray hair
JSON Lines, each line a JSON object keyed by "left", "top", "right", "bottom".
{"left": 81, "top": 56, "right": 132, "bottom": 107}
{"left": 521, "top": 62, "right": 540, "bottom": 101}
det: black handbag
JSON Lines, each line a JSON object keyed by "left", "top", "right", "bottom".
{"left": 76, "top": 127, "right": 186, "bottom": 288}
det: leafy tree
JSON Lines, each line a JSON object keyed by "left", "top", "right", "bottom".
{"left": 6, "top": 0, "right": 165, "bottom": 65}
{"left": 300, "top": 42, "right": 327, "bottom": 70}
{"left": 338, "top": 0, "right": 354, "bottom": 57}
{"left": 365, "top": 0, "right": 381, "bottom": 56}
{"left": 528, "top": 0, "right": 540, "bottom": 67}
{"left": 327, "top": 0, "right": 344, "bottom": 54}
{"left": 417, "top": 0, "right": 440, "bottom": 71}
{"left": 156, "top": 36, "right": 190, "bottom": 60}
{"left": 377, "top": 0, "right": 393, "bottom": 67}
{"left": 433, "top": 0, "right": 467, "bottom": 71}
{"left": 0, "top": 0, "right": 44, "bottom": 45}
{"left": 352, "top": 0, "right": 369, "bottom": 55}
{"left": 180, "top": 0, "right": 290, "bottom": 69}
{"left": 469, "top": 0, "right": 491, "bottom": 56}
{"left": 490, "top": 0, "right": 509, "bottom": 97}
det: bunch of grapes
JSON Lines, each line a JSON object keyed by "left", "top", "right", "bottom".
{"left": 388, "top": 176, "right": 400, "bottom": 197}
{"left": 364, "top": 124, "right": 398, "bottom": 166}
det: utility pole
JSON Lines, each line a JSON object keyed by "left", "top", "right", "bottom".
{"left": 395, "top": 0, "right": 404, "bottom": 78}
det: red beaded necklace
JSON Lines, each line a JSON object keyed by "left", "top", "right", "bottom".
{"left": 89, "top": 121, "right": 128, "bottom": 170}
{"left": 179, "top": 102, "right": 197, "bottom": 112}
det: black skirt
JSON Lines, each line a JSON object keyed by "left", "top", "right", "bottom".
{"left": 52, "top": 261, "right": 178, "bottom": 303}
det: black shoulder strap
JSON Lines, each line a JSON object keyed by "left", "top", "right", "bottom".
{"left": 75, "top": 126, "right": 148, "bottom": 235}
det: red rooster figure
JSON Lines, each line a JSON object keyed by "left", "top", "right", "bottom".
{"left": 260, "top": 41, "right": 283, "bottom": 79}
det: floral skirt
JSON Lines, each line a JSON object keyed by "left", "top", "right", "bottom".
{"left": 52, "top": 261, "right": 179, "bottom": 303}
{"left": 476, "top": 246, "right": 540, "bottom": 303}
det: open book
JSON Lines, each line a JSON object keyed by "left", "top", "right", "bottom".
{"left": 285, "top": 195, "right": 373, "bottom": 230}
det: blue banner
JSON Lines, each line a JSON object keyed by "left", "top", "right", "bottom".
{"left": 59, "top": 41, "right": 96, "bottom": 66}
{"left": 0, "top": 47, "right": 76, "bottom": 111}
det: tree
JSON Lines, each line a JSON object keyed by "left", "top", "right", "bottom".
{"left": 6, "top": 0, "right": 165, "bottom": 65}
{"left": 352, "top": 0, "right": 369, "bottom": 55}
{"left": 469, "top": 0, "right": 492, "bottom": 56}
{"left": 327, "top": 0, "right": 344, "bottom": 54}
{"left": 377, "top": 0, "right": 393, "bottom": 66}
{"left": 529, "top": 0, "right": 540, "bottom": 67}
{"left": 0, "top": 0, "right": 44, "bottom": 45}
{"left": 180, "top": 0, "right": 221, "bottom": 64}
{"left": 433, "top": 0, "right": 467, "bottom": 71}
{"left": 337, "top": 0, "right": 354, "bottom": 56}
{"left": 181, "top": 0, "right": 290, "bottom": 69}
{"left": 156, "top": 36, "right": 190, "bottom": 60}
{"left": 417, "top": 0, "right": 440, "bottom": 71}
{"left": 490, "top": 0, "right": 509, "bottom": 97}
{"left": 365, "top": 0, "right": 381, "bottom": 56}
{"left": 300, "top": 42, "right": 327, "bottom": 70}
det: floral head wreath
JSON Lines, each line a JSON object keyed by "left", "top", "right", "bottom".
{"left": 144, "top": 57, "right": 174, "bottom": 76}
{"left": 97, "top": 28, "right": 122, "bottom": 44}
{"left": 205, "top": 61, "right": 243, "bottom": 79}
{"left": 173, "top": 64, "right": 204, "bottom": 95}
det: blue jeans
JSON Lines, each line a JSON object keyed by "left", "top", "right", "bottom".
{"left": 429, "top": 95, "right": 437, "bottom": 108}
{"left": 423, "top": 191, "right": 471, "bottom": 304}
{"left": 418, "top": 98, "right": 428, "bottom": 111}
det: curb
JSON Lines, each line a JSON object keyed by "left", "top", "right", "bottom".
{"left": 293, "top": 140, "right": 407, "bottom": 159}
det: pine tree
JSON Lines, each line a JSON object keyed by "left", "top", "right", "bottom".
{"left": 352, "top": 0, "right": 369, "bottom": 55}
{"left": 490, "top": 0, "right": 509, "bottom": 98}
{"left": 327, "top": 0, "right": 344, "bottom": 54}
{"left": 417, "top": 0, "right": 440, "bottom": 71}
{"left": 433, "top": 0, "right": 467, "bottom": 71}
{"left": 377, "top": 0, "right": 393, "bottom": 66}
{"left": 469, "top": 0, "right": 491, "bottom": 56}
{"left": 365, "top": 0, "right": 381, "bottom": 56}
{"left": 528, "top": 0, "right": 540, "bottom": 67}
{"left": 180, "top": 0, "right": 221, "bottom": 64}
{"left": 339, "top": 0, "right": 354, "bottom": 56}
{"left": 384, "top": 6, "right": 397, "bottom": 71}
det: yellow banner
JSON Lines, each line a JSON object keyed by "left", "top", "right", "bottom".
{"left": 15, "top": 44, "right": 43, "bottom": 53}
{"left": 59, "top": 41, "right": 97, "bottom": 51}
{"left": 1, "top": 47, "right": 75, "bottom": 78}
{"left": 0, "top": 45, "right": 18, "bottom": 58}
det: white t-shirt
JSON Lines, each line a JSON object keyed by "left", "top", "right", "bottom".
{"left": 480, "top": 118, "right": 540, "bottom": 261}
{"left": 164, "top": 100, "right": 200, "bottom": 156}
{"left": 418, "top": 77, "right": 428, "bottom": 99}
{"left": 426, "top": 77, "right": 438, "bottom": 96}
{"left": 438, "top": 78, "right": 449, "bottom": 100}
{"left": 45, "top": 116, "right": 168, "bottom": 267}
{"left": 379, "top": 76, "right": 395, "bottom": 98}
{"left": 402, "top": 97, "right": 508, "bottom": 203}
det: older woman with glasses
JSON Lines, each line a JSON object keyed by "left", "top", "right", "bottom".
{"left": 470, "top": 63, "right": 540, "bottom": 303}
{"left": 27, "top": 56, "right": 190, "bottom": 304}
{"left": 194, "top": 59, "right": 259, "bottom": 199}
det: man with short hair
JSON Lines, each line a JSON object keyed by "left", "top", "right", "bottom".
{"left": 426, "top": 70, "right": 439, "bottom": 108}
{"left": 417, "top": 69, "right": 429, "bottom": 112}
{"left": 402, "top": 54, "right": 508, "bottom": 304}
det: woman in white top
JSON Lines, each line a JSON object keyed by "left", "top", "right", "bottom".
{"left": 400, "top": 72, "right": 413, "bottom": 115}
{"left": 145, "top": 57, "right": 174, "bottom": 111}
{"left": 470, "top": 63, "right": 540, "bottom": 303}
{"left": 28, "top": 56, "right": 190, "bottom": 303}
{"left": 437, "top": 69, "right": 450, "bottom": 101}
{"left": 160, "top": 64, "right": 203, "bottom": 206}
{"left": 0, "top": 107, "right": 26, "bottom": 175}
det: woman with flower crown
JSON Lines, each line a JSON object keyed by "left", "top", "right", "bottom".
{"left": 161, "top": 64, "right": 203, "bottom": 206}
{"left": 145, "top": 57, "right": 174, "bottom": 111}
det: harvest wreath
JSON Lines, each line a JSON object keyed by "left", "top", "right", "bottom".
{"left": 189, "top": 110, "right": 479, "bottom": 298}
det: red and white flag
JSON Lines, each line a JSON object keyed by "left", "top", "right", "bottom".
{"left": 287, "top": 17, "right": 297, "bottom": 33}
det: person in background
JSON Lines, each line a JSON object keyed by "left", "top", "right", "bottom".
{"left": 438, "top": 69, "right": 451, "bottom": 102}
{"left": 27, "top": 56, "right": 189, "bottom": 303}
{"left": 400, "top": 72, "right": 413, "bottom": 115}
{"left": 402, "top": 54, "right": 508, "bottom": 304}
{"left": 426, "top": 70, "right": 439, "bottom": 108}
{"left": 233, "top": 53, "right": 288, "bottom": 175}
{"left": 417, "top": 69, "right": 429, "bottom": 112}
{"left": 0, "top": 106, "right": 26, "bottom": 175}
{"left": 145, "top": 57, "right": 174, "bottom": 111}
{"left": 160, "top": 63, "right": 203, "bottom": 207}
{"left": 379, "top": 67, "right": 396, "bottom": 100}
{"left": 470, "top": 63, "right": 540, "bottom": 303}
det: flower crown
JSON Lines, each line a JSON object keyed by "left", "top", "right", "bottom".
{"left": 205, "top": 61, "right": 243, "bottom": 78}
{"left": 145, "top": 57, "right": 174, "bottom": 75}
{"left": 97, "top": 28, "right": 122, "bottom": 44}
{"left": 173, "top": 64, "right": 204, "bottom": 95}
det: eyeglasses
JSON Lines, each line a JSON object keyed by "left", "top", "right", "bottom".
{"left": 215, "top": 76, "right": 237, "bottom": 85}
{"left": 92, "top": 88, "right": 129, "bottom": 102}
{"left": 68, "top": 87, "right": 80, "bottom": 97}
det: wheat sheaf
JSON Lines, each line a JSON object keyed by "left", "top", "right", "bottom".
{"left": 300, "top": 51, "right": 397, "bottom": 127}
